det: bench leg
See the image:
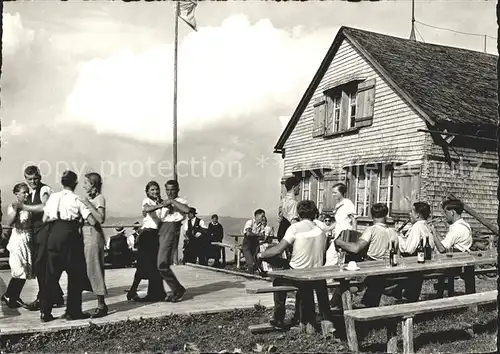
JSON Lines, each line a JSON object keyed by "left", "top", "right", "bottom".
{"left": 340, "top": 280, "right": 358, "bottom": 353}
{"left": 386, "top": 321, "right": 398, "bottom": 353}
{"left": 236, "top": 249, "right": 241, "bottom": 269}
{"left": 222, "top": 247, "right": 226, "bottom": 267}
{"left": 402, "top": 317, "right": 414, "bottom": 354}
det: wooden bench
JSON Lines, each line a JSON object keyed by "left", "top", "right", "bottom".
{"left": 343, "top": 290, "right": 498, "bottom": 354}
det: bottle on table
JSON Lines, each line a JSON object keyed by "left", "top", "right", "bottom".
{"left": 417, "top": 239, "right": 425, "bottom": 264}
{"left": 389, "top": 240, "right": 398, "bottom": 266}
{"left": 424, "top": 235, "right": 432, "bottom": 261}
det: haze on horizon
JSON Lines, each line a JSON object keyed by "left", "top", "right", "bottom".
{"left": 1, "top": 0, "right": 497, "bottom": 220}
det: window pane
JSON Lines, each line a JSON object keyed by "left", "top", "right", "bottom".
{"left": 379, "top": 186, "right": 388, "bottom": 203}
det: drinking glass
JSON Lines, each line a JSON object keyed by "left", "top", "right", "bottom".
{"left": 338, "top": 251, "right": 346, "bottom": 271}
{"left": 446, "top": 247, "right": 453, "bottom": 258}
{"left": 384, "top": 255, "right": 391, "bottom": 268}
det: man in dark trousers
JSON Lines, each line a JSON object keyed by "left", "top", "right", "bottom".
{"left": 18, "top": 165, "right": 64, "bottom": 311}
{"left": 40, "top": 170, "right": 98, "bottom": 322}
{"left": 183, "top": 208, "right": 208, "bottom": 265}
{"left": 208, "top": 214, "right": 224, "bottom": 267}
{"left": 157, "top": 179, "right": 191, "bottom": 303}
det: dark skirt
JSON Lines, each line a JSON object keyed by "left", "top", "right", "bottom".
{"left": 136, "top": 228, "right": 161, "bottom": 280}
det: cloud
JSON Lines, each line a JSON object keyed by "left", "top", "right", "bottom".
{"left": 2, "top": 12, "right": 35, "bottom": 57}
{"left": 64, "top": 14, "right": 335, "bottom": 145}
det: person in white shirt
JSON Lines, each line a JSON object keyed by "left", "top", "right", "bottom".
{"left": 19, "top": 165, "right": 64, "bottom": 311}
{"left": 39, "top": 170, "right": 97, "bottom": 322}
{"left": 277, "top": 177, "right": 300, "bottom": 241}
{"left": 392, "top": 202, "right": 434, "bottom": 302}
{"left": 433, "top": 199, "right": 472, "bottom": 253}
{"left": 242, "top": 209, "right": 266, "bottom": 274}
{"left": 258, "top": 200, "right": 331, "bottom": 330}
{"left": 325, "top": 183, "right": 357, "bottom": 266}
{"left": 157, "top": 179, "right": 191, "bottom": 303}
{"left": 182, "top": 208, "right": 208, "bottom": 265}
{"left": 126, "top": 181, "right": 166, "bottom": 303}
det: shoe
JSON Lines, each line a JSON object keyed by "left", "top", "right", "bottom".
{"left": 169, "top": 288, "right": 186, "bottom": 303}
{"left": 11, "top": 298, "right": 25, "bottom": 309}
{"left": 270, "top": 319, "right": 285, "bottom": 330}
{"left": 25, "top": 299, "right": 41, "bottom": 311}
{"left": 126, "top": 291, "right": 139, "bottom": 301}
{"left": 62, "top": 312, "right": 91, "bottom": 321}
{"left": 91, "top": 305, "right": 108, "bottom": 319}
{"left": 1, "top": 294, "right": 10, "bottom": 307}
{"left": 40, "top": 313, "right": 55, "bottom": 323}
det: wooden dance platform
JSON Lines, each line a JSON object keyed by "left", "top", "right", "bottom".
{"left": 0, "top": 265, "right": 274, "bottom": 336}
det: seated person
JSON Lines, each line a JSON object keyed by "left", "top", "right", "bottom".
{"left": 433, "top": 199, "right": 472, "bottom": 253}
{"left": 257, "top": 200, "right": 331, "bottom": 330}
{"left": 394, "top": 202, "right": 434, "bottom": 301}
{"left": 106, "top": 227, "right": 132, "bottom": 267}
{"left": 432, "top": 199, "right": 472, "bottom": 294}
{"left": 242, "top": 209, "right": 266, "bottom": 274}
{"left": 333, "top": 203, "right": 398, "bottom": 307}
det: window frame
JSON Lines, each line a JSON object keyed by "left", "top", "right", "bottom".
{"left": 351, "top": 164, "right": 394, "bottom": 217}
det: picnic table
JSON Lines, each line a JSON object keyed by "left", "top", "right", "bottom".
{"left": 269, "top": 251, "right": 496, "bottom": 343}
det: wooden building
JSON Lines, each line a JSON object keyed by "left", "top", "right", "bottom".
{"left": 274, "top": 26, "right": 498, "bottom": 234}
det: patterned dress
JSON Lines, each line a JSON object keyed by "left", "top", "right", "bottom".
{"left": 7, "top": 206, "right": 34, "bottom": 279}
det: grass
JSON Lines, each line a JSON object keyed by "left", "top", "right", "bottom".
{"left": 0, "top": 275, "right": 496, "bottom": 353}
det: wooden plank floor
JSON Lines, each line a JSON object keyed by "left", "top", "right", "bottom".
{"left": 0, "top": 265, "right": 274, "bottom": 336}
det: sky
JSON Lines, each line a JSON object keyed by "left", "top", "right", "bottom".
{"left": 1, "top": 0, "right": 498, "bottom": 219}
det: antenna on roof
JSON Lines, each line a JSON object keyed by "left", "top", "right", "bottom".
{"left": 409, "top": 0, "right": 416, "bottom": 41}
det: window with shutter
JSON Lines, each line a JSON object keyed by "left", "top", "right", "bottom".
{"left": 355, "top": 78, "right": 376, "bottom": 128}
{"left": 392, "top": 174, "right": 421, "bottom": 214}
{"left": 312, "top": 98, "right": 326, "bottom": 137}
{"left": 350, "top": 163, "right": 394, "bottom": 217}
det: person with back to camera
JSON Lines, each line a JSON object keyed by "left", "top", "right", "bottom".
{"left": 39, "top": 170, "right": 98, "bottom": 322}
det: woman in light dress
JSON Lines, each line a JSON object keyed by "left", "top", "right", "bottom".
{"left": 1, "top": 183, "right": 34, "bottom": 308}
{"left": 80, "top": 172, "right": 108, "bottom": 318}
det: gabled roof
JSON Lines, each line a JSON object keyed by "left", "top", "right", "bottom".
{"left": 274, "top": 26, "right": 498, "bottom": 152}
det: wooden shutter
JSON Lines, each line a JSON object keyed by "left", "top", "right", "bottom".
{"left": 346, "top": 169, "right": 356, "bottom": 202}
{"left": 312, "top": 97, "right": 326, "bottom": 137}
{"left": 309, "top": 174, "right": 318, "bottom": 205}
{"left": 392, "top": 174, "right": 421, "bottom": 214}
{"left": 355, "top": 78, "right": 376, "bottom": 128}
{"left": 325, "top": 96, "right": 334, "bottom": 134}
{"left": 340, "top": 91, "right": 349, "bottom": 131}
{"left": 323, "top": 180, "right": 334, "bottom": 211}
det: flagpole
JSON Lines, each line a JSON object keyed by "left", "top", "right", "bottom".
{"left": 173, "top": 1, "right": 179, "bottom": 181}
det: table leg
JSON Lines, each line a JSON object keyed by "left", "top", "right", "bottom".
{"left": 341, "top": 279, "right": 358, "bottom": 353}
{"left": 234, "top": 237, "right": 239, "bottom": 265}
{"left": 463, "top": 266, "right": 477, "bottom": 312}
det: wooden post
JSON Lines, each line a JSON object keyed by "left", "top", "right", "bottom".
{"left": 402, "top": 317, "right": 414, "bottom": 354}
{"left": 464, "top": 266, "right": 478, "bottom": 312}
{"left": 341, "top": 280, "right": 358, "bottom": 353}
{"left": 447, "top": 193, "right": 499, "bottom": 235}
{"left": 386, "top": 321, "right": 398, "bottom": 353}
{"left": 173, "top": 1, "right": 179, "bottom": 181}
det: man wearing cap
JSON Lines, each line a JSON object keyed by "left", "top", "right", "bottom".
{"left": 182, "top": 207, "right": 208, "bottom": 265}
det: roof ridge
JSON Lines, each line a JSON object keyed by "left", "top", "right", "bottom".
{"left": 342, "top": 26, "right": 498, "bottom": 58}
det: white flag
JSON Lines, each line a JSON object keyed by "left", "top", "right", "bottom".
{"left": 178, "top": 0, "right": 197, "bottom": 32}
